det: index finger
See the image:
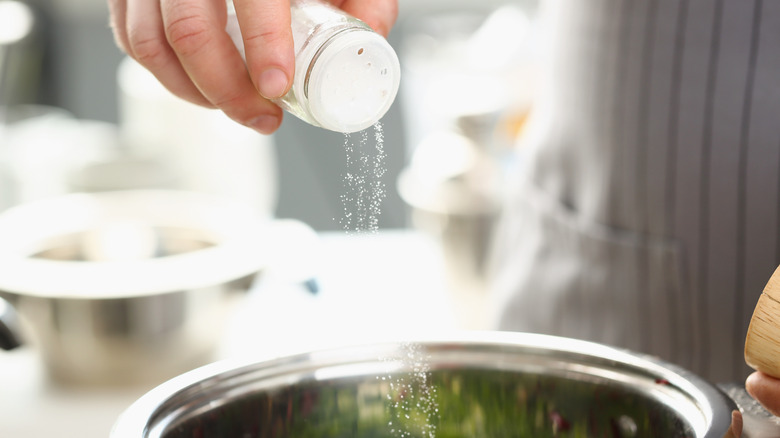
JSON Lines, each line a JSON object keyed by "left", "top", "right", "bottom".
{"left": 233, "top": 0, "right": 294, "bottom": 100}
{"left": 161, "top": 0, "right": 283, "bottom": 134}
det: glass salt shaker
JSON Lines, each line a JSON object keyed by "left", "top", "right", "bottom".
{"left": 226, "top": 0, "right": 401, "bottom": 133}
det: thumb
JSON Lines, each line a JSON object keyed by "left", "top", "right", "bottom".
{"left": 746, "top": 371, "right": 780, "bottom": 417}
{"left": 338, "top": 0, "right": 398, "bottom": 37}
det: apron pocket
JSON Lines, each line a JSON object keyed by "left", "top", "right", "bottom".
{"left": 490, "top": 184, "right": 693, "bottom": 369}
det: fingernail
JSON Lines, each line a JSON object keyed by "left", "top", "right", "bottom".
{"left": 258, "top": 68, "right": 289, "bottom": 99}
{"left": 249, "top": 115, "right": 280, "bottom": 134}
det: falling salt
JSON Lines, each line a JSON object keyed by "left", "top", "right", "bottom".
{"left": 380, "top": 342, "right": 439, "bottom": 438}
{"left": 337, "top": 125, "right": 438, "bottom": 435}
{"left": 339, "top": 122, "right": 387, "bottom": 233}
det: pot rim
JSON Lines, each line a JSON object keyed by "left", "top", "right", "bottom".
{"left": 110, "top": 331, "right": 736, "bottom": 438}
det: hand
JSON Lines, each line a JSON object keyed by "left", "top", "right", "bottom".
{"left": 728, "top": 409, "right": 743, "bottom": 438}
{"left": 746, "top": 371, "right": 780, "bottom": 416}
{"left": 108, "top": 0, "right": 398, "bottom": 134}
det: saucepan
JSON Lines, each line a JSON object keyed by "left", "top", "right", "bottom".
{"left": 0, "top": 190, "right": 314, "bottom": 385}
{"left": 111, "top": 332, "right": 764, "bottom": 437}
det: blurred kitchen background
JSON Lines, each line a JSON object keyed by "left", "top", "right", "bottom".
{"left": 0, "top": 0, "right": 538, "bottom": 226}
{"left": 0, "top": 0, "right": 541, "bottom": 327}
{"left": 0, "top": 0, "right": 539, "bottom": 436}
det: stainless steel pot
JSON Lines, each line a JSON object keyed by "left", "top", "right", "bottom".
{"left": 0, "top": 190, "right": 279, "bottom": 385}
{"left": 111, "top": 332, "right": 741, "bottom": 437}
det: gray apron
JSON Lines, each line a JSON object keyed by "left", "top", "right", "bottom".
{"left": 489, "top": 0, "right": 780, "bottom": 384}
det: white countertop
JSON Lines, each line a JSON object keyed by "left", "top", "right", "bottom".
{"left": 0, "top": 229, "right": 474, "bottom": 438}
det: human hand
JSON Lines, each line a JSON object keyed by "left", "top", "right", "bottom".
{"left": 746, "top": 371, "right": 780, "bottom": 416}
{"left": 108, "top": 0, "right": 398, "bottom": 134}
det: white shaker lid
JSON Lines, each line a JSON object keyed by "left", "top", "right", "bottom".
{"left": 306, "top": 29, "right": 401, "bottom": 133}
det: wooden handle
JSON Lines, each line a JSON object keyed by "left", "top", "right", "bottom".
{"left": 745, "top": 265, "right": 780, "bottom": 377}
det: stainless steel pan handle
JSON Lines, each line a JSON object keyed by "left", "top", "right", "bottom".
{"left": 0, "top": 296, "right": 21, "bottom": 350}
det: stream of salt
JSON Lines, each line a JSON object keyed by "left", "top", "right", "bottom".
{"left": 380, "top": 342, "right": 439, "bottom": 438}
{"left": 339, "top": 123, "right": 439, "bottom": 436}
{"left": 339, "top": 122, "right": 387, "bottom": 233}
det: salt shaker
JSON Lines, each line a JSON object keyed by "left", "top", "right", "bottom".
{"left": 226, "top": 0, "right": 401, "bottom": 133}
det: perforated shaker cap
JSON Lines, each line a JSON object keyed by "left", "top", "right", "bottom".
{"left": 306, "top": 29, "right": 401, "bottom": 133}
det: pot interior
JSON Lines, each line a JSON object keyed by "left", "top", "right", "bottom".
{"left": 31, "top": 225, "right": 216, "bottom": 261}
{"left": 127, "top": 336, "right": 733, "bottom": 438}
{"left": 165, "top": 369, "right": 689, "bottom": 437}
